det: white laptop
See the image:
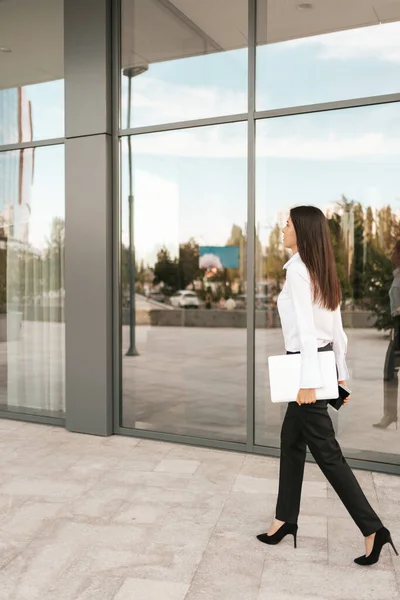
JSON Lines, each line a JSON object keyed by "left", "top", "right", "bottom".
{"left": 268, "top": 351, "right": 338, "bottom": 403}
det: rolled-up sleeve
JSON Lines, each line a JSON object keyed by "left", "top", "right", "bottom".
{"left": 332, "top": 305, "right": 350, "bottom": 381}
{"left": 286, "top": 267, "right": 323, "bottom": 389}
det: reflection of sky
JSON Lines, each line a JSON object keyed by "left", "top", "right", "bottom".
{"left": 121, "top": 102, "right": 400, "bottom": 264}
{"left": 26, "top": 81, "right": 64, "bottom": 141}
{"left": 120, "top": 127, "right": 248, "bottom": 265}
{"left": 29, "top": 145, "right": 65, "bottom": 251}
{"left": 257, "top": 22, "right": 400, "bottom": 110}
{"left": 0, "top": 145, "right": 65, "bottom": 251}
{"left": 120, "top": 20, "right": 400, "bottom": 264}
{"left": 121, "top": 49, "right": 248, "bottom": 128}
{"left": 0, "top": 80, "right": 64, "bottom": 145}
{"left": 2, "top": 19, "right": 400, "bottom": 260}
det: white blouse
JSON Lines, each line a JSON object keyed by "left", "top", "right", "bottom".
{"left": 277, "top": 252, "right": 350, "bottom": 389}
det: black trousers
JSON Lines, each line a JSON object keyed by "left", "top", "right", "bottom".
{"left": 275, "top": 347, "right": 383, "bottom": 537}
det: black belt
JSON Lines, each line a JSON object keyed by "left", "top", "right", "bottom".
{"left": 286, "top": 342, "right": 333, "bottom": 356}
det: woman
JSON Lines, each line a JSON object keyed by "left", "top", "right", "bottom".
{"left": 257, "top": 206, "right": 397, "bottom": 566}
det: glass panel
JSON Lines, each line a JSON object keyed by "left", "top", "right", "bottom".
{"left": 0, "top": 145, "right": 65, "bottom": 417}
{"left": 0, "top": 0, "right": 64, "bottom": 145}
{"left": 256, "top": 0, "right": 400, "bottom": 111}
{"left": 121, "top": 0, "right": 248, "bottom": 129}
{"left": 121, "top": 123, "right": 247, "bottom": 442}
{"left": 255, "top": 103, "right": 400, "bottom": 464}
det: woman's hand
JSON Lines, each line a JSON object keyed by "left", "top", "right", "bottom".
{"left": 296, "top": 388, "right": 316, "bottom": 405}
{"left": 338, "top": 380, "right": 351, "bottom": 405}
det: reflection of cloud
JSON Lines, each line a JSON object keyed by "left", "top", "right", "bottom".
{"left": 289, "top": 21, "right": 400, "bottom": 63}
{"left": 199, "top": 253, "right": 223, "bottom": 269}
{"left": 258, "top": 132, "right": 400, "bottom": 160}
{"left": 129, "top": 170, "right": 179, "bottom": 265}
{"left": 123, "top": 126, "right": 400, "bottom": 161}
{"left": 124, "top": 76, "right": 247, "bottom": 125}
{"left": 125, "top": 124, "right": 246, "bottom": 158}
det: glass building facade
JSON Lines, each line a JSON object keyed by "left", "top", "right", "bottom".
{"left": 1, "top": 0, "right": 400, "bottom": 474}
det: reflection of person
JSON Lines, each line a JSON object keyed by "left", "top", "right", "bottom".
{"left": 373, "top": 241, "right": 400, "bottom": 429}
{"left": 257, "top": 206, "right": 396, "bottom": 566}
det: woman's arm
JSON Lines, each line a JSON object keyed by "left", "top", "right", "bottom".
{"left": 286, "top": 266, "right": 323, "bottom": 390}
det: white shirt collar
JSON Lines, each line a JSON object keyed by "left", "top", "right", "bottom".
{"left": 283, "top": 252, "right": 301, "bottom": 270}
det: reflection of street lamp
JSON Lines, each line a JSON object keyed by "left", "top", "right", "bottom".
{"left": 123, "top": 65, "right": 148, "bottom": 357}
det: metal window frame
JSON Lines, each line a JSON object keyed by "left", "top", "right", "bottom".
{"left": 246, "top": 0, "right": 256, "bottom": 452}
{"left": 254, "top": 92, "right": 400, "bottom": 121}
{"left": 111, "top": 0, "right": 400, "bottom": 475}
{"left": 0, "top": 138, "right": 65, "bottom": 153}
{"left": 112, "top": 0, "right": 123, "bottom": 432}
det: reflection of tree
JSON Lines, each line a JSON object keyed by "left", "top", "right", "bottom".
{"left": 0, "top": 216, "right": 65, "bottom": 316}
{"left": 225, "top": 225, "right": 246, "bottom": 296}
{"left": 327, "top": 199, "right": 398, "bottom": 325}
{"left": 363, "top": 205, "right": 400, "bottom": 329}
{"left": 132, "top": 201, "right": 399, "bottom": 323}
{"left": 153, "top": 247, "right": 180, "bottom": 292}
{"left": 121, "top": 245, "right": 148, "bottom": 293}
{"left": 43, "top": 217, "right": 65, "bottom": 294}
{"left": 265, "top": 199, "right": 399, "bottom": 329}
{"left": 179, "top": 239, "right": 202, "bottom": 290}
{"left": 337, "top": 197, "right": 366, "bottom": 302}
{"left": 328, "top": 211, "right": 352, "bottom": 300}
{"left": 363, "top": 243, "right": 394, "bottom": 330}
{"left": 152, "top": 241, "right": 203, "bottom": 293}
{"left": 264, "top": 223, "right": 289, "bottom": 292}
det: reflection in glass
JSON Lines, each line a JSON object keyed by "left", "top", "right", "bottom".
{"left": 121, "top": 0, "right": 248, "bottom": 128}
{"left": 120, "top": 123, "right": 247, "bottom": 441}
{"left": 256, "top": 0, "right": 400, "bottom": 111}
{"left": 373, "top": 241, "right": 400, "bottom": 430}
{"left": 255, "top": 104, "right": 400, "bottom": 462}
{"left": 0, "top": 145, "right": 65, "bottom": 416}
{"left": 0, "top": 0, "right": 64, "bottom": 144}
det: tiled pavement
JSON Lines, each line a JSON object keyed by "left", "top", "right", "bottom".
{"left": 0, "top": 420, "right": 399, "bottom": 600}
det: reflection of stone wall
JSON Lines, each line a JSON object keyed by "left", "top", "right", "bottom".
{"left": 124, "top": 308, "right": 377, "bottom": 328}
{"left": 341, "top": 311, "right": 376, "bottom": 328}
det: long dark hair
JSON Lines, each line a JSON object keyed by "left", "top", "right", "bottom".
{"left": 290, "top": 206, "right": 341, "bottom": 311}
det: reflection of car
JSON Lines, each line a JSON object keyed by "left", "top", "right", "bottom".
{"left": 149, "top": 291, "right": 165, "bottom": 303}
{"left": 170, "top": 290, "right": 200, "bottom": 309}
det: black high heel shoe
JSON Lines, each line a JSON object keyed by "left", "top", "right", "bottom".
{"left": 354, "top": 527, "right": 399, "bottom": 566}
{"left": 257, "top": 522, "right": 298, "bottom": 548}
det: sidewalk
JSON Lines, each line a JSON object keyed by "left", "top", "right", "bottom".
{"left": 0, "top": 420, "right": 399, "bottom": 600}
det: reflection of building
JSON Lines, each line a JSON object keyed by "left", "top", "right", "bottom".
{"left": 0, "top": 87, "right": 33, "bottom": 244}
